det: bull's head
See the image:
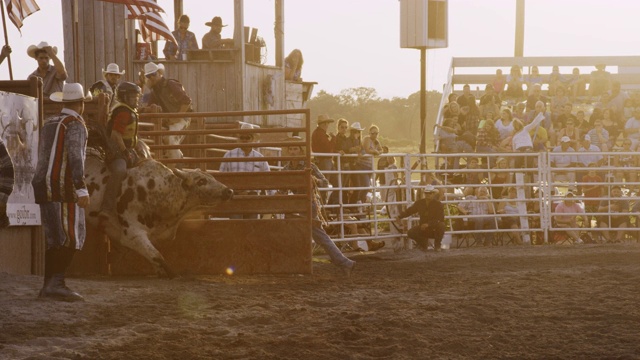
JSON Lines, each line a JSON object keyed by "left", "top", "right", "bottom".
{"left": 171, "top": 168, "right": 233, "bottom": 203}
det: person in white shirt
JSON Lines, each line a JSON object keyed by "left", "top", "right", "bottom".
{"left": 623, "top": 107, "right": 640, "bottom": 150}
{"left": 551, "top": 136, "right": 577, "bottom": 183}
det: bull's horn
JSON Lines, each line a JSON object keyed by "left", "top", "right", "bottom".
{"left": 171, "top": 168, "right": 188, "bottom": 179}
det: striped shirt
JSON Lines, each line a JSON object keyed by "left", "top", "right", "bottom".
{"left": 32, "top": 108, "right": 88, "bottom": 203}
{"left": 0, "top": 139, "right": 14, "bottom": 204}
{"left": 219, "top": 147, "right": 270, "bottom": 173}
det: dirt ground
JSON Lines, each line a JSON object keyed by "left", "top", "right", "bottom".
{"left": 1, "top": 243, "right": 640, "bottom": 360}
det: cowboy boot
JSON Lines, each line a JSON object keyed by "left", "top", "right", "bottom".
{"left": 39, "top": 248, "right": 84, "bottom": 302}
{"left": 38, "top": 249, "right": 55, "bottom": 298}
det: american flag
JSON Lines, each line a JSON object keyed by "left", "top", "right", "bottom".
{"left": 3, "top": 0, "right": 40, "bottom": 31}
{"left": 98, "top": 0, "right": 175, "bottom": 44}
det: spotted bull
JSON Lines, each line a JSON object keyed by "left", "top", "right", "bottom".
{"left": 84, "top": 154, "right": 233, "bottom": 277}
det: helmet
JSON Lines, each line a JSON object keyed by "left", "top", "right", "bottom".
{"left": 115, "top": 81, "right": 141, "bottom": 107}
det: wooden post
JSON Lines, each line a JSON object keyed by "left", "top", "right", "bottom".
{"left": 275, "top": 0, "right": 284, "bottom": 68}
{"left": 515, "top": 0, "right": 525, "bottom": 57}
{"left": 0, "top": 1, "right": 13, "bottom": 80}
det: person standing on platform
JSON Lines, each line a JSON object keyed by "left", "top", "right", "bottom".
{"left": 202, "top": 16, "right": 234, "bottom": 49}
{"left": 32, "top": 83, "right": 92, "bottom": 302}
{"left": 27, "top": 41, "right": 67, "bottom": 97}
{"left": 163, "top": 14, "right": 198, "bottom": 60}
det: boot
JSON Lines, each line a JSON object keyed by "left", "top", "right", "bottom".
{"left": 38, "top": 247, "right": 84, "bottom": 302}
{"left": 39, "top": 273, "right": 84, "bottom": 302}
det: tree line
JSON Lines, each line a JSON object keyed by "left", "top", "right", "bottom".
{"left": 307, "top": 87, "right": 442, "bottom": 152}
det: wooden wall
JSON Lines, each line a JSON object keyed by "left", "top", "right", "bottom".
{"left": 244, "top": 63, "right": 285, "bottom": 126}
{"left": 62, "top": 0, "right": 135, "bottom": 86}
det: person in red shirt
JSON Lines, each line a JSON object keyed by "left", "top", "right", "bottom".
{"left": 98, "top": 82, "right": 142, "bottom": 226}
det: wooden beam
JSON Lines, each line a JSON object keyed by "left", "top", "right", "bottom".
{"left": 275, "top": 0, "right": 284, "bottom": 68}
{"left": 515, "top": 0, "right": 525, "bottom": 57}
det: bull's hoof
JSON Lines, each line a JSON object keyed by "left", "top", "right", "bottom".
{"left": 154, "top": 258, "right": 177, "bottom": 279}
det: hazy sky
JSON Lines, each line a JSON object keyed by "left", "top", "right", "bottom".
{"left": 1, "top": 0, "right": 640, "bottom": 99}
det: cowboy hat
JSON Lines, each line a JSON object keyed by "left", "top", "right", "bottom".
{"left": 49, "top": 83, "right": 92, "bottom": 103}
{"left": 102, "top": 63, "right": 125, "bottom": 76}
{"left": 424, "top": 185, "right": 438, "bottom": 193}
{"left": 205, "top": 16, "right": 227, "bottom": 27}
{"left": 238, "top": 123, "right": 259, "bottom": 140}
{"left": 317, "top": 114, "right": 334, "bottom": 124}
{"left": 144, "top": 62, "right": 160, "bottom": 76}
{"left": 27, "top": 41, "right": 58, "bottom": 59}
{"left": 349, "top": 122, "right": 364, "bottom": 131}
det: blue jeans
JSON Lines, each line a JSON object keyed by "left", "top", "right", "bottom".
{"left": 312, "top": 226, "right": 353, "bottom": 268}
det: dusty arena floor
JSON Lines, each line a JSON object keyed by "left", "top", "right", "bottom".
{"left": 2, "top": 243, "right": 640, "bottom": 360}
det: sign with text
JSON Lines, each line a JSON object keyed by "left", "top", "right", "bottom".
{"left": 1, "top": 91, "right": 40, "bottom": 226}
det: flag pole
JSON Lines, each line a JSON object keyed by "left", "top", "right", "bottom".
{"left": 0, "top": 1, "right": 14, "bottom": 80}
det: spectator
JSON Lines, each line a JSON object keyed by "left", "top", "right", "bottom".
{"left": 343, "top": 122, "right": 367, "bottom": 204}
{"left": 27, "top": 41, "right": 67, "bottom": 97}
{"left": 492, "top": 69, "right": 506, "bottom": 95}
{"left": 555, "top": 114, "right": 581, "bottom": 149}
{"left": 510, "top": 112, "right": 545, "bottom": 168}
{"left": 142, "top": 62, "right": 193, "bottom": 160}
{"left": 576, "top": 135, "right": 603, "bottom": 184}
{"left": 495, "top": 108, "right": 516, "bottom": 142}
{"left": 395, "top": 185, "right": 445, "bottom": 251}
{"left": 601, "top": 108, "right": 620, "bottom": 149}
{"left": 566, "top": 67, "right": 587, "bottom": 100}
{"left": 435, "top": 119, "right": 473, "bottom": 168}
{"left": 284, "top": 49, "right": 304, "bottom": 82}
{"left": 597, "top": 185, "right": 629, "bottom": 243}
{"left": 587, "top": 119, "right": 609, "bottom": 152}
{"left": 475, "top": 119, "right": 500, "bottom": 166}
{"left": 0, "top": 136, "right": 14, "bottom": 229}
{"left": 457, "top": 186, "right": 496, "bottom": 246}
{"left": 513, "top": 102, "right": 529, "bottom": 123}
{"left": 202, "top": 16, "right": 234, "bottom": 49}
{"left": 462, "top": 157, "right": 486, "bottom": 186}
{"left": 333, "top": 118, "right": 351, "bottom": 204}
{"left": 589, "top": 63, "right": 612, "bottom": 98}
{"left": 623, "top": 107, "right": 640, "bottom": 150}
{"left": 525, "top": 66, "right": 543, "bottom": 95}
{"left": 456, "top": 84, "right": 480, "bottom": 123}
{"left": 32, "top": 83, "right": 91, "bottom": 302}
{"left": 489, "top": 157, "right": 512, "bottom": 199}
{"left": 575, "top": 110, "right": 591, "bottom": 133}
{"left": 553, "top": 192, "right": 585, "bottom": 244}
{"left": 608, "top": 81, "right": 629, "bottom": 121}
{"left": 525, "top": 83, "right": 549, "bottom": 113}
{"left": 550, "top": 86, "right": 570, "bottom": 125}
{"left": 496, "top": 186, "right": 523, "bottom": 245}
{"left": 163, "top": 14, "right": 199, "bottom": 60}
{"left": 360, "top": 124, "right": 384, "bottom": 193}
{"left": 581, "top": 163, "right": 604, "bottom": 214}
{"left": 479, "top": 84, "right": 501, "bottom": 120}
{"left": 219, "top": 124, "right": 270, "bottom": 218}
{"left": 504, "top": 65, "right": 524, "bottom": 99}
{"left": 547, "top": 65, "right": 564, "bottom": 96}
{"left": 311, "top": 114, "right": 336, "bottom": 174}
{"left": 550, "top": 136, "right": 577, "bottom": 184}
{"left": 89, "top": 63, "right": 125, "bottom": 101}
{"left": 614, "top": 138, "right": 637, "bottom": 187}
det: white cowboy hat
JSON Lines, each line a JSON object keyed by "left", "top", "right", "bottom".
{"left": 349, "top": 122, "right": 364, "bottom": 131}
{"left": 424, "top": 184, "right": 438, "bottom": 193}
{"left": 49, "top": 83, "right": 92, "bottom": 103}
{"left": 144, "top": 62, "right": 159, "bottom": 76}
{"left": 27, "top": 41, "right": 58, "bottom": 59}
{"left": 102, "top": 63, "right": 125, "bottom": 76}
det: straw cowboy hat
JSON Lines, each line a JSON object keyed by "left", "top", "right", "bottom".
{"left": 102, "top": 63, "right": 125, "bottom": 76}
{"left": 144, "top": 62, "right": 160, "bottom": 76}
{"left": 349, "top": 122, "right": 364, "bottom": 131}
{"left": 239, "top": 123, "right": 259, "bottom": 140}
{"left": 27, "top": 41, "right": 58, "bottom": 58}
{"left": 205, "top": 16, "right": 227, "bottom": 27}
{"left": 317, "top": 114, "right": 334, "bottom": 124}
{"left": 49, "top": 83, "right": 92, "bottom": 103}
